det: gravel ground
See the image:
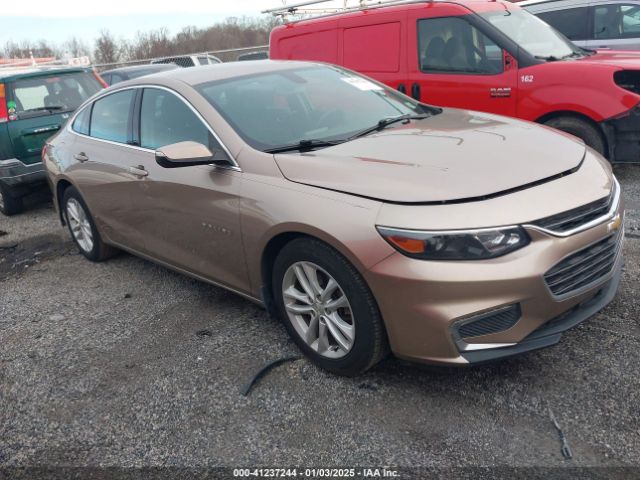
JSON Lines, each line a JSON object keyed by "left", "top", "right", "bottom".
{"left": 0, "top": 167, "right": 639, "bottom": 478}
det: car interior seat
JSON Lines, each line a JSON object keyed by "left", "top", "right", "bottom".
{"left": 444, "top": 37, "right": 469, "bottom": 71}
{"left": 423, "top": 37, "right": 446, "bottom": 70}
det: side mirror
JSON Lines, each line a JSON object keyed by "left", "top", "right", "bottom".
{"left": 155, "top": 141, "right": 229, "bottom": 168}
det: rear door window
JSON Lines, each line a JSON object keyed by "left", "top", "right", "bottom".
{"left": 139, "top": 88, "right": 219, "bottom": 150}
{"left": 537, "top": 7, "right": 589, "bottom": 40}
{"left": 89, "top": 90, "right": 135, "bottom": 143}
{"left": 10, "top": 72, "right": 102, "bottom": 119}
{"left": 593, "top": 4, "right": 640, "bottom": 39}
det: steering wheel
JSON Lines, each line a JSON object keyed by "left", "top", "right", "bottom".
{"left": 472, "top": 44, "right": 489, "bottom": 64}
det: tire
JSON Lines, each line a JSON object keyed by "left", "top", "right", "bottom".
{"left": 0, "top": 183, "right": 24, "bottom": 216}
{"left": 272, "top": 237, "right": 388, "bottom": 376}
{"left": 543, "top": 116, "right": 606, "bottom": 157}
{"left": 62, "top": 186, "right": 118, "bottom": 262}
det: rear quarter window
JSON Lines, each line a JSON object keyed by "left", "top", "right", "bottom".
{"left": 72, "top": 106, "right": 91, "bottom": 136}
{"left": 10, "top": 72, "right": 102, "bottom": 119}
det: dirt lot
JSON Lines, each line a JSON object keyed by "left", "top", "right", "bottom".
{"left": 0, "top": 166, "right": 639, "bottom": 478}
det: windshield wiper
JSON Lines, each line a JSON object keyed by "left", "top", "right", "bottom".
{"left": 264, "top": 139, "right": 344, "bottom": 154}
{"left": 264, "top": 112, "right": 433, "bottom": 153}
{"left": 536, "top": 51, "right": 585, "bottom": 62}
{"left": 349, "top": 113, "right": 430, "bottom": 141}
{"left": 535, "top": 55, "right": 562, "bottom": 62}
{"left": 560, "top": 51, "right": 584, "bottom": 60}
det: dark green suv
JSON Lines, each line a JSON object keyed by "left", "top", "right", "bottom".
{"left": 0, "top": 67, "right": 104, "bottom": 215}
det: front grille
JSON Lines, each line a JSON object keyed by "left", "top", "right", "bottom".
{"left": 544, "top": 231, "right": 622, "bottom": 297}
{"left": 532, "top": 193, "right": 613, "bottom": 233}
{"left": 457, "top": 304, "right": 521, "bottom": 339}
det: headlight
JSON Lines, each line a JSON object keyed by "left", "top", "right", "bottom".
{"left": 376, "top": 226, "right": 530, "bottom": 260}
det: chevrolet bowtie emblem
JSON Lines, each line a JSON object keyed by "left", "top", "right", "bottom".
{"left": 607, "top": 214, "right": 622, "bottom": 233}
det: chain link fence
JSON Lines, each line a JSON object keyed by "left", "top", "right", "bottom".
{"left": 92, "top": 45, "right": 269, "bottom": 72}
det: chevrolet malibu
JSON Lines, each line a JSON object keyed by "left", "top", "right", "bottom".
{"left": 43, "top": 61, "right": 624, "bottom": 376}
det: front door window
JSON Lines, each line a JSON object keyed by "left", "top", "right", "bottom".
{"left": 418, "top": 17, "right": 504, "bottom": 75}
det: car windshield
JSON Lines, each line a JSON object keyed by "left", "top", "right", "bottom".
{"left": 480, "top": 7, "right": 584, "bottom": 60}
{"left": 196, "top": 66, "right": 428, "bottom": 152}
{"left": 11, "top": 71, "right": 102, "bottom": 118}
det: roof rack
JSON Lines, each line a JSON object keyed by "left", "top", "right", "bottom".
{"left": 262, "top": 0, "right": 420, "bottom": 18}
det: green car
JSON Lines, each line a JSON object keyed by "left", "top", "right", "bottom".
{"left": 0, "top": 67, "right": 104, "bottom": 216}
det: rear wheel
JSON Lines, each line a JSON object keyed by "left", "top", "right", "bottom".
{"left": 543, "top": 116, "right": 606, "bottom": 157}
{"left": 62, "top": 186, "right": 118, "bottom": 262}
{"left": 0, "top": 183, "right": 24, "bottom": 216}
{"left": 272, "top": 237, "right": 388, "bottom": 376}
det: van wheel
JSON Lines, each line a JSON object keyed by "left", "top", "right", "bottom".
{"left": 62, "top": 186, "right": 118, "bottom": 262}
{"left": 543, "top": 116, "right": 606, "bottom": 157}
{"left": 272, "top": 237, "right": 388, "bottom": 376}
{"left": 0, "top": 183, "right": 23, "bottom": 216}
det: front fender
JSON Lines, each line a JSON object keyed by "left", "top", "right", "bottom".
{"left": 517, "top": 63, "right": 639, "bottom": 122}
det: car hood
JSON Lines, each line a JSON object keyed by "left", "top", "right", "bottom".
{"left": 577, "top": 50, "right": 640, "bottom": 68}
{"left": 274, "top": 109, "right": 586, "bottom": 203}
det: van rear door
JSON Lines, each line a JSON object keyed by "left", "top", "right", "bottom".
{"left": 6, "top": 70, "right": 102, "bottom": 165}
{"left": 406, "top": 4, "right": 518, "bottom": 116}
{"left": 270, "top": 22, "right": 339, "bottom": 64}
{"left": 337, "top": 8, "right": 408, "bottom": 93}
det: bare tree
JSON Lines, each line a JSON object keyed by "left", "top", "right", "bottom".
{"left": 62, "top": 36, "right": 90, "bottom": 58}
{"left": 1, "top": 15, "right": 279, "bottom": 63}
{"left": 94, "top": 29, "right": 120, "bottom": 64}
{"left": 3, "top": 39, "right": 58, "bottom": 59}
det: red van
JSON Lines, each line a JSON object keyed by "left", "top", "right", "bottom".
{"left": 269, "top": 0, "right": 640, "bottom": 163}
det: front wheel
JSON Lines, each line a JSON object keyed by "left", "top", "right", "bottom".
{"left": 543, "top": 116, "right": 607, "bottom": 158}
{"left": 272, "top": 237, "right": 388, "bottom": 376}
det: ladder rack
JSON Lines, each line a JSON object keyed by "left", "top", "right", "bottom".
{"left": 262, "top": 0, "right": 421, "bottom": 18}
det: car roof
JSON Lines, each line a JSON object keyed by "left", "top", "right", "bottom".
{"left": 271, "top": 0, "right": 506, "bottom": 26}
{"left": 0, "top": 66, "right": 89, "bottom": 82}
{"left": 519, "top": 0, "right": 587, "bottom": 7}
{"left": 119, "top": 60, "right": 320, "bottom": 88}
{"left": 101, "top": 64, "right": 179, "bottom": 75}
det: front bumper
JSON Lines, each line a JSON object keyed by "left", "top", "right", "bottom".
{"left": 0, "top": 158, "right": 46, "bottom": 187}
{"left": 603, "top": 105, "right": 640, "bottom": 163}
{"left": 461, "top": 254, "right": 622, "bottom": 364}
{"left": 365, "top": 208, "right": 625, "bottom": 366}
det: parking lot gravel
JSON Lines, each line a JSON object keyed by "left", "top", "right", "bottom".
{"left": 0, "top": 166, "right": 639, "bottom": 477}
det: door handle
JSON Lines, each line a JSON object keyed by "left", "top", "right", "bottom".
{"left": 411, "top": 83, "right": 421, "bottom": 100}
{"left": 74, "top": 152, "right": 89, "bottom": 162}
{"left": 128, "top": 165, "right": 148, "bottom": 177}
{"left": 398, "top": 83, "right": 407, "bottom": 94}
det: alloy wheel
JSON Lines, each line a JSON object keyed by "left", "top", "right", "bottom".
{"left": 66, "top": 198, "right": 94, "bottom": 253}
{"left": 282, "top": 261, "right": 355, "bottom": 359}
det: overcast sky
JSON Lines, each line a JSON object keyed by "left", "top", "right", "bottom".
{"left": 1, "top": 1, "right": 349, "bottom": 45}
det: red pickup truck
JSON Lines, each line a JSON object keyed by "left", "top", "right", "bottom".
{"left": 269, "top": 0, "right": 640, "bottom": 163}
